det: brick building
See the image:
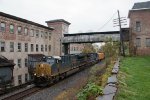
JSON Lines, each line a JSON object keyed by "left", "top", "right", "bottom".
{"left": 46, "top": 19, "right": 70, "bottom": 56}
{"left": 0, "top": 12, "right": 53, "bottom": 86}
{"left": 70, "top": 44, "right": 84, "bottom": 54}
{"left": 129, "top": 1, "right": 150, "bottom": 55}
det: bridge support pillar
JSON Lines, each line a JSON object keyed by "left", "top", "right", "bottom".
{"left": 63, "top": 43, "right": 70, "bottom": 55}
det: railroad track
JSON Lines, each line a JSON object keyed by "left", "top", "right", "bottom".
{"left": 1, "top": 62, "right": 99, "bottom": 100}
{"left": 2, "top": 87, "right": 41, "bottom": 100}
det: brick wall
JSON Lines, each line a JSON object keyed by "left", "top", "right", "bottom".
{"left": 129, "top": 10, "right": 150, "bottom": 55}
{"left": 0, "top": 15, "right": 52, "bottom": 86}
{"left": 46, "top": 21, "right": 69, "bottom": 56}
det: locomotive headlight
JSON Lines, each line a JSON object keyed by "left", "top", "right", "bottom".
{"left": 41, "top": 73, "right": 44, "bottom": 76}
{"left": 34, "top": 73, "right": 36, "bottom": 76}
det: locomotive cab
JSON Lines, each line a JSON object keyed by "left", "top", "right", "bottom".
{"left": 34, "top": 56, "right": 61, "bottom": 86}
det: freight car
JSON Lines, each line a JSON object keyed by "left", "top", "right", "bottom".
{"left": 97, "top": 52, "right": 105, "bottom": 61}
{"left": 33, "top": 53, "right": 104, "bottom": 87}
{"left": 0, "top": 55, "right": 15, "bottom": 93}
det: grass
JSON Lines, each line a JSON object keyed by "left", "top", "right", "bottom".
{"left": 99, "top": 62, "right": 114, "bottom": 87}
{"left": 115, "top": 56, "right": 150, "bottom": 100}
{"left": 76, "top": 58, "right": 118, "bottom": 100}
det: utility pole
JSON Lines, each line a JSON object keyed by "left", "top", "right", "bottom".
{"left": 113, "top": 10, "right": 126, "bottom": 56}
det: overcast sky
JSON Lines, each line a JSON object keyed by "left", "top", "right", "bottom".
{"left": 0, "top": 0, "right": 149, "bottom": 33}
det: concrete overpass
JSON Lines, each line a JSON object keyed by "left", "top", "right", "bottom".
{"left": 61, "top": 28, "right": 129, "bottom": 54}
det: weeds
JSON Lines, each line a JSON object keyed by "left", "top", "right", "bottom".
{"left": 77, "top": 83, "right": 103, "bottom": 100}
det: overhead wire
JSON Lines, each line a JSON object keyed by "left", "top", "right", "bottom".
{"left": 97, "top": 11, "right": 117, "bottom": 31}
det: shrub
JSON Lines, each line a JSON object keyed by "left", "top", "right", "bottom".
{"left": 77, "top": 83, "right": 103, "bottom": 100}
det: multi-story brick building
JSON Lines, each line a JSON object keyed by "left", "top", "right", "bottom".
{"left": 70, "top": 44, "right": 84, "bottom": 54}
{"left": 46, "top": 19, "right": 70, "bottom": 56}
{"left": 0, "top": 12, "right": 53, "bottom": 86}
{"left": 129, "top": 1, "right": 150, "bottom": 55}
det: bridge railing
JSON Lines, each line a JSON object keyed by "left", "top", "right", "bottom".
{"left": 61, "top": 34, "right": 120, "bottom": 43}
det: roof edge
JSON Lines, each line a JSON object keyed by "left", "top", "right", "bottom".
{"left": 46, "top": 19, "right": 71, "bottom": 25}
{"left": 0, "top": 12, "right": 54, "bottom": 30}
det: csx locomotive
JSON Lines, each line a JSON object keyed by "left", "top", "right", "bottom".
{"left": 33, "top": 53, "right": 104, "bottom": 86}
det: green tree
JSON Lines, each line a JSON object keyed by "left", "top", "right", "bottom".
{"left": 82, "top": 43, "right": 96, "bottom": 53}
{"left": 101, "top": 38, "right": 119, "bottom": 61}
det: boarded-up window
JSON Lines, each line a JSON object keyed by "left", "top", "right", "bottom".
{"left": 146, "top": 38, "right": 150, "bottom": 47}
{"left": 136, "top": 21, "right": 141, "bottom": 32}
{"left": 136, "top": 38, "right": 141, "bottom": 47}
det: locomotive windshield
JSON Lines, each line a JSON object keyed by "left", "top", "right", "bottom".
{"left": 47, "top": 58, "right": 55, "bottom": 65}
{"left": 42, "top": 56, "right": 55, "bottom": 65}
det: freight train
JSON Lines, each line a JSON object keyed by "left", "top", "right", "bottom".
{"left": 33, "top": 53, "right": 104, "bottom": 87}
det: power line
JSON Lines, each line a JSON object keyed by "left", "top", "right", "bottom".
{"left": 97, "top": 12, "right": 117, "bottom": 31}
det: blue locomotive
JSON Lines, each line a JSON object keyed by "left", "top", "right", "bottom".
{"left": 33, "top": 53, "right": 104, "bottom": 87}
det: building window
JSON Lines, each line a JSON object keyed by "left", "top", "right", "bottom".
{"left": 30, "top": 29, "right": 34, "bottom": 37}
{"left": 136, "top": 21, "right": 141, "bottom": 32}
{"left": 36, "top": 44, "right": 38, "bottom": 52}
{"left": 49, "top": 45, "right": 51, "bottom": 51}
{"left": 25, "top": 58, "right": 28, "bottom": 67}
{"left": 18, "top": 26, "right": 22, "bottom": 34}
{"left": 41, "top": 31, "right": 43, "bottom": 37}
{"left": 45, "top": 32, "right": 48, "bottom": 39}
{"left": 18, "top": 75, "right": 22, "bottom": 85}
{"left": 74, "top": 47, "right": 76, "bottom": 51}
{"left": 49, "top": 33, "right": 51, "bottom": 40}
{"left": 136, "top": 38, "right": 141, "bottom": 47}
{"left": 18, "top": 59, "right": 21, "bottom": 68}
{"left": 18, "top": 43, "right": 21, "bottom": 52}
{"left": 36, "top": 30, "right": 39, "bottom": 37}
{"left": 25, "top": 43, "right": 28, "bottom": 52}
{"left": 24, "top": 28, "right": 28, "bottom": 35}
{"left": 25, "top": 74, "right": 28, "bottom": 82}
{"left": 41, "top": 45, "right": 43, "bottom": 51}
{"left": 71, "top": 47, "right": 73, "bottom": 51}
{"left": 0, "top": 22, "right": 6, "bottom": 32}
{"left": 31, "top": 44, "right": 34, "bottom": 52}
{"left": 49, "top": 36, "right": 51, "bottom": 41}
{"left": 0, "top": 42, "right": 5, "bottom": 52}
{"left": 45, "top": 45, "right": 47, "bottom": 52}
{"left": 10, "top": 42, "right": 14, "bottom": 52}
{"left": 76, "top": 47, "right": 78, "bottom": 51}
{"left": 146, "top": 38, "right": 150, "bottom": 47}
{"left": 10, "top": 24, "right": 14, "bottom": 33}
